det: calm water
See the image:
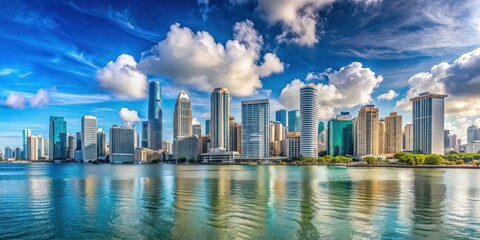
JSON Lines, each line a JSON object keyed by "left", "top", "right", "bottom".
{"left": 1, "top": 164, "right": 480, "bottom": 239}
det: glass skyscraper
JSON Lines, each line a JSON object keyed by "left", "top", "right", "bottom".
{"left": 49, "top": 116, "right": 67, "bottom": 161}
{"left": 288, "top": 110, "right": 300, "bottom": 132}
{"left": 275, "top": 109, "right": 287, "bottom": 127}
{"left": 81, "top": 115, "right": 97, "bottom": 162}
{"left": 205, "top": 119, "right": 210, "bottom": 135}
{"left": 148, "top": 81, "right": 163, "bottom": 150}
{"left": 210, "top": 88, "right": 230, "bottom": 150}
{"left": 300, "top": 84, "right": 319, "bottom": 157}
{"left": 241, "top": 99, "right": 270, "bottom": 158}
{"left": 22, "top": 129, "right": 31, "bottom": 159}
{"left": 327, "top": 112, "right": 354, "bottom": 156}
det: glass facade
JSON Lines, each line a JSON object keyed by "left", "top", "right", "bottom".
{"left": 327, "top": 119, "right": 354, "bottom": 156}
{"left": 300, "top": 85, "right": 319, "bottom": 157}
{"left": 241, "top": 99, "right": 270, "bottom": 158}
{"left": 275, "top": 109, "right": 287, "bottom": 127}
{"left": 49, "top": 116, "right": 67, "bottom": 161}
{"left": 148, "top": 81, "right": 163, "bottom": 150}
{"left": 288, "top": 110, "right": 300, "bottom": 132}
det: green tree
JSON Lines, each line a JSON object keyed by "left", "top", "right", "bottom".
{"left": 425, "top": 155, "right": 443, "bottom": 165}
{"left": 364, "top": 156, "right": 377, "bottom": 165}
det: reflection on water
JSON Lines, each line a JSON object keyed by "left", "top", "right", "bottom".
{"left": 1, "top": 164, "right": 480, "bottom": 239}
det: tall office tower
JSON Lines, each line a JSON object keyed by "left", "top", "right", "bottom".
{"left": 36, "top": 136, "right": 46, "bottom": 159}
{"left": 141, "top": 121, "right": 148, "bottom": 148}
{"left": 173, "top": 135, "right": 200, "bottom": 160}
{"left": 241, "top": 99, "right": 270, "bottom": 158}
{"left": 444, "top": 130, "right": 451, "bottom": 149}
{"left": 174, "top": 91, "right": 193, "bottom": 139}
{"left": 327, "top": 112, "right": 354, "bottom": 156}
{"left": 300, "top": 85, "right": 319, "bottom": 158}
{"left": 275, "top": 109, "right": 287, "bottom": 127}
{"left": 449, "top": 134, "right": 457, "bottom": 150}
{"left": 27, "top": 135, "right": 39, "bottom": 161}
{"left": 162, "top": 140, "right": 173, "bottom": 154}
{"left": 109, "top": 125, "right": 135, "bottom": 163}
{"left": 411, "top": 92, "right": 447, "bottom": 155}
{"left": 404, "top": 123, "right": 413, "bottom": 151}
{"left": 229, "top": 117, "right": 241, "bottom": 152}
{"left": 378, "top": 119, "right": 385, "bottom": 155}
{"left": 210, "top": 88, "right": 230, "bottom": 150}
{"left": 22, "top": 129, "right": 31, "bottom": 159}
{"left": 76, "top": 132, "right": 82, "bottom": 150}
{"left": 67, "top": 135, "right": 76, "bottom": 160}
{"left": 192, "top": 123, "right": 202, "bottom": 137}
{"left": 14, "top": 147, "right": 21, "bottom": 159}
{"left": 82, "top": 115, "right": 98, "bottom": 162}
{"left": 318, "top": 121, "right": 326, "bottom": 152}
{"left": 288, "top": 110, "right": 300, "bottom": 132}
{"left": 4, "top": 147, "right": 13, "bottom": 159}
{"left": 467, "top": 125, "right": 480, "bottom": 143}
{"left": 49, "top": 116, "right": 67, "bottom": 161}
{"left": 354, "top": 105, "right": 379, "bottom": 156}
{"left": 384, "top": 112, "right": 403, "bottom": 154}
{"left": 148, "top": 81, "right": 163, "bottom": 150}
{"left": 269, "top": 121, "right": 285, "bottom": 156}
{"left": 97, "top": 129, "right": 107, "bottom": 158}
{"left": 205, "top": 119, "right": 210, "bottom": 135}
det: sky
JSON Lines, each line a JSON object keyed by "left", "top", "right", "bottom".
{"left": 1, "top": 0, "right": 480, "bottom": 151}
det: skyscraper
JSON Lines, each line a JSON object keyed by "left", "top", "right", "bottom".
{"left": 27, "top": 135, "right": 39, "bottom": 161}
{"left": 4, "top": 146, "right": 13, "bottom": 159}
{"left": 141, "top": 121, "right": 148, "bottom": 148}
{"left": 275, "top": 109, "right": 287, "bottom": 127}
{"left": 384, "top": 112, "right": 403, "bottom": 154}
{"left": 300, "top": 84, "right": 319, "bottom": 157}
{"left": 22, "top": 129, "right": 31, "bottom": 159}
{"left": 411, "top": 92, "right": 447, "bottom": 155}
{"left": 148, "top": 81, "right": 163, "bottom": 150}
{"left": 241, "top": 99, "right": 270, "bottom": 158}
{"left": 49, "top": 116, "right": 67, "bottom": 161}
{"left": 378, "top": 119, "right": 385, "bottom": 155}
{"left": 97, "top": 129, "right": 106, "bottom": 158}
{"left": 210, "top": 88, "right": 230, "bottom": 150}
{"left": 269, "top": 121, "right": 285, "bottom": 156}
{"left": 173, "top": 91, "right": 192, "bottom": 139}
{"left": 228, "top": 117, "right": 241, "bottom": 152}
{"left": 192, "top": 123, "right": 202, "bottom": 137}
{"left": 82, "top": 115, "right": 98, "bottom": 162}
{"left": 327, "top": 112, "right": 354, "bottom": 156}
{"left": 288, "top": 110, "right": 300, "bottom": 132}
{"left": 354, "top": 105, "right": 379, "bottom": 156}
{"left": 14, "top": 147, "right": 21, "bottom": 159}
{"left": 404, "top": 123, "right": 413, "bottom": 151}
{"left": 444, "top": 130, "right": 451, "bottom": 149}
{"left": 67, "top": 135, "right": 76, "bottom": 160}
{"left": 110, "top": 125, "right": 135, "bottom": 163}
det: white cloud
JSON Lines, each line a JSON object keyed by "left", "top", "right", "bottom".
{"left": 138, "top": 20, "right": 284, "bottom": 97}
{"left": 96, "top": 54, "right": 147, "bottom": 99}
{"left": 5, "top": 92, "right": 25, "bottom": 108}
{"left": 197, "top": 0, "right": 210, "bottom": 21}
{"left": 29, "top": 89, "right": 49, "bottom": 107}
{"left": 377, "top": 90, "right": 399, "bottom": 101}
{"left": 192, "top": 117, "right": 201, "bottom": 125}
{"left": 119, "top": 108, "right": 141, "bottom": 127}
{"left": 0, "top": 68, "right": 17, "bottom": 76}
{"left": 279, "top": 62, "right": 383, "bottom": 119}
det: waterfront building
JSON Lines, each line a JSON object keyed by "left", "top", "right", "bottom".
{"left": 141, "top": 121, "right": 148, "bottom": 148}
{"left": 67, "top": 135, "right": 76, "bottom": 160}
{"left": 449, "top": 134, "right": 458, "bottom": 151}
{"left": 229, "top": 117, "right": 242, "bottom": 152}
{"left": 411, "top": 92, "right": 447, "bottom": 155}
{"left": 22, "top": 129, "right": 31, "bottom": 159}
{"left": 49, "top": 116, "right": 67, "bottom": 161}
{"left": 384, "top": 112, "right": 403, "bottom": 154}
{"left": 241, "top": 99, "right": 270, "bottom": 159}
{"left": 378, "top": 119, "right": 385, "bottom": 155}
{"left": 404, "top": 124, "right": 413, "bottom": 151}
{"left": 109, "top": 125, "right": 135, "bottom": 163}
{"left": 269, "top": 121, "right": 285, "bottom": 156}
{"left": 134, "top": 148, "right": 162, "bottom": 163}
{"left": 76, "top": 132, "right": 82, "bottom": 151}
{"left": 354, "top": 105, "right": 379, "bottom": 156}
{"left": 210, "top": 88, "right": 230, "bottom": 150}
{"left": 162, "top": 140, "right": 172, "bottom": 154}
{"left": 27, "top": 135, "right": 39, "bottom": 161}
{"left": 205, "top": 119, "right": 210, "bottom": 135}
{"left": 174, "top": 91, "right": 192, "bottom": 139}
{"left": 4, "top": 147, "right": 13, "bottom": 159}
{"left": 300, "top": 85, "right": 319, "bottom": 157}
{"left": 286, "top": 132, "right": 301, "bottom": 159}
{"left": 201, "top": 135, "right": 211, "bottom": 154}
{"left": 14, "top": 147, "right": 21, "bottom": 159}
{"left": 148, "top": 81, "right": 163, "bottom": 150}
{"left": 201, "top": 148, "right": 238, "bottom": 163}
{"left": 82, "top": 115, "right": 98, "bottom": 162}
{"left": 275, "top": 109, "right": 287, "bottom": 127}
{"left": 288, "top": 110, "right": 300, "bottom": 132}
{"left": 97, "top": 129, "right": 107, "bottom": 159}
{"left": 173, "top": 135, "right": 200, "bottom": 161}
{"left": 192, "top": 123, "right": 202, "bottom": 137}
{"left": 444, "top": 130, "right": 451, "bottom": 149}
{"left": 327, "top": 112, "right": 354, "bottom": 156}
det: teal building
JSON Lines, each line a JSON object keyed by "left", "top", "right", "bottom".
{"left": 327, "top": 112, "right": 354, "bottom": 156}
{"left": 49, "top": 116, "right": 67, "bottom": 161}
{"left": 288, "top": 110, "right": 300, "bottom": 132}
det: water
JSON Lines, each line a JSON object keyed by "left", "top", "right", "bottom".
{"left": 1, "top": 164, "right": 480, "bottom": 239}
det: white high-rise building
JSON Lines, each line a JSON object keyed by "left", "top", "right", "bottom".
{"left": 27, "top": 135, "right": 39, "bottom": 161}
{"left": 354, "top": 105, "right": 379, "bottom": 156}
{"left": 241, "top": 99, "right": 270, "bottom": 159}
{"left": 174, "top": 91, "right": 193, "bottom": 139}
{"left": 300, "top": 84, "right": 319, "bottom": 157}
{"left": 411, "top": 92, "right": 447, "bottom": 155}
{"left": 109, "top": 125, "right": 135, "bottom": 164}
{"left": 210, "top": 88, "right": 230, "bottom": 150}
{"left": 82, "top": 115, "right": 98, "bottom": 161}
{"left": 404, "top": 123, "right": 413, "bottom": 151}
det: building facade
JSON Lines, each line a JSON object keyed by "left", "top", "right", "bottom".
{"left": 109, "top": 125, "right": 135, "bottom": 163}
{"left": 384, "top": 112, "right": 403, "bottom": 154}
{"left": 173, "top": 135, "right": 200, "bottom": 161}
{"left": 141, "top": 121, "right": 148, "bottom": 148}
{"left": 404, "top": 123, "right": 413, "bottom": 151}
{"left": 241, "top": 99, "right": 270, "bottom": 159}
{"left": 300, "top": 85, "right": 319, "bottom": 157}
{"left": 174, "top": 91, "right": 193, "bottom": 139}
{"left": 354, "top": 105, "right": 379, "bottom": 156}
{"left": 286, "top": 132, "right": 301, "bottom": 159}
{"left": 22, "top": 129, "right": 31, "bottom": 160}
{"left": 210, "top": 88, "right": 230, "bottom": 150}
{"left": 411, "top": 92, "right": 447, "bottom": 155}
{"left": 81, "top": 115, "right": 98, "bottom": 162}
{"left": 288, "top": 110, "right": 300, "bottom": 132}
{"left": 275, "top": 109, "right": 287, "bottom": 127}
{"left": 327, "top": 112, "right": 354, "bottom": 156}
{"left": 148, "top": 81, "right": 163, "bottom": 150}
{"left": 27, "top": 135, "right": 39, "bottom": 161}
{"left": 49, "top": 116, "right": 67, "bottom": 161}
{"left": 378, "top": 119, "right": 385, "bottom": 155}
{"left": 97, "top": 129, "right": 106, "bottom": 159}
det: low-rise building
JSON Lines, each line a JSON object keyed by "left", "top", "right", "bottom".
{"left": 201, "top": 148, "right": 238, "bottom": 164}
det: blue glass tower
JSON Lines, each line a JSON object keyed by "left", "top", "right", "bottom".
{"left": 148, "top": 81, "right": 163, "bottom": 150}
{"left": 49, "top": 116, "right": 67, "bottom": 161}
{"left": 288, "top": 110, "right": 300, "bottom": 132}
{"left": 275, "top": 109, "right": 287, "bottom": 127}
{"left": 242, "top": 99, "right": 270, "bottom": 158}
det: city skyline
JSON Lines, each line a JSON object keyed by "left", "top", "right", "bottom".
{"left": 1, "top": 0, "right": 480, "bottom": 151}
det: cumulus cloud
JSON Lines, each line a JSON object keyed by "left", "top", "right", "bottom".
{"left": 0, "top": 68, "right": 17, "bottom": 76}
{"left": 5, "top": 92, "right": 26, "bottom": 108}
{"left": 192, "top": 117, "right": 201, "bottom": 125}
{"left": 138, "top": 20, "right": 284, "bottom": 96}
{"left": 377, "top": 90, "right": 399, "bottom": 101}
{"left": 119, "top": 108, "right": 141, "bottom": 127}
{"left": 30, "top": 89, "right": 49, "bottom": 107}
{"left": 96, "top": 54, "right": 147, "bottom": 99}
{"left": 279, "top": 62, "right": 383, "bottom": 119}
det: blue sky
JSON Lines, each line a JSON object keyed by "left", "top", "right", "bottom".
{"left": 1, "top": 0, "right": 480, "bottom": 150}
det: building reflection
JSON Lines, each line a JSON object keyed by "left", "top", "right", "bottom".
{"left": 296, "top": 166, "right": 320, "bottom": 239}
